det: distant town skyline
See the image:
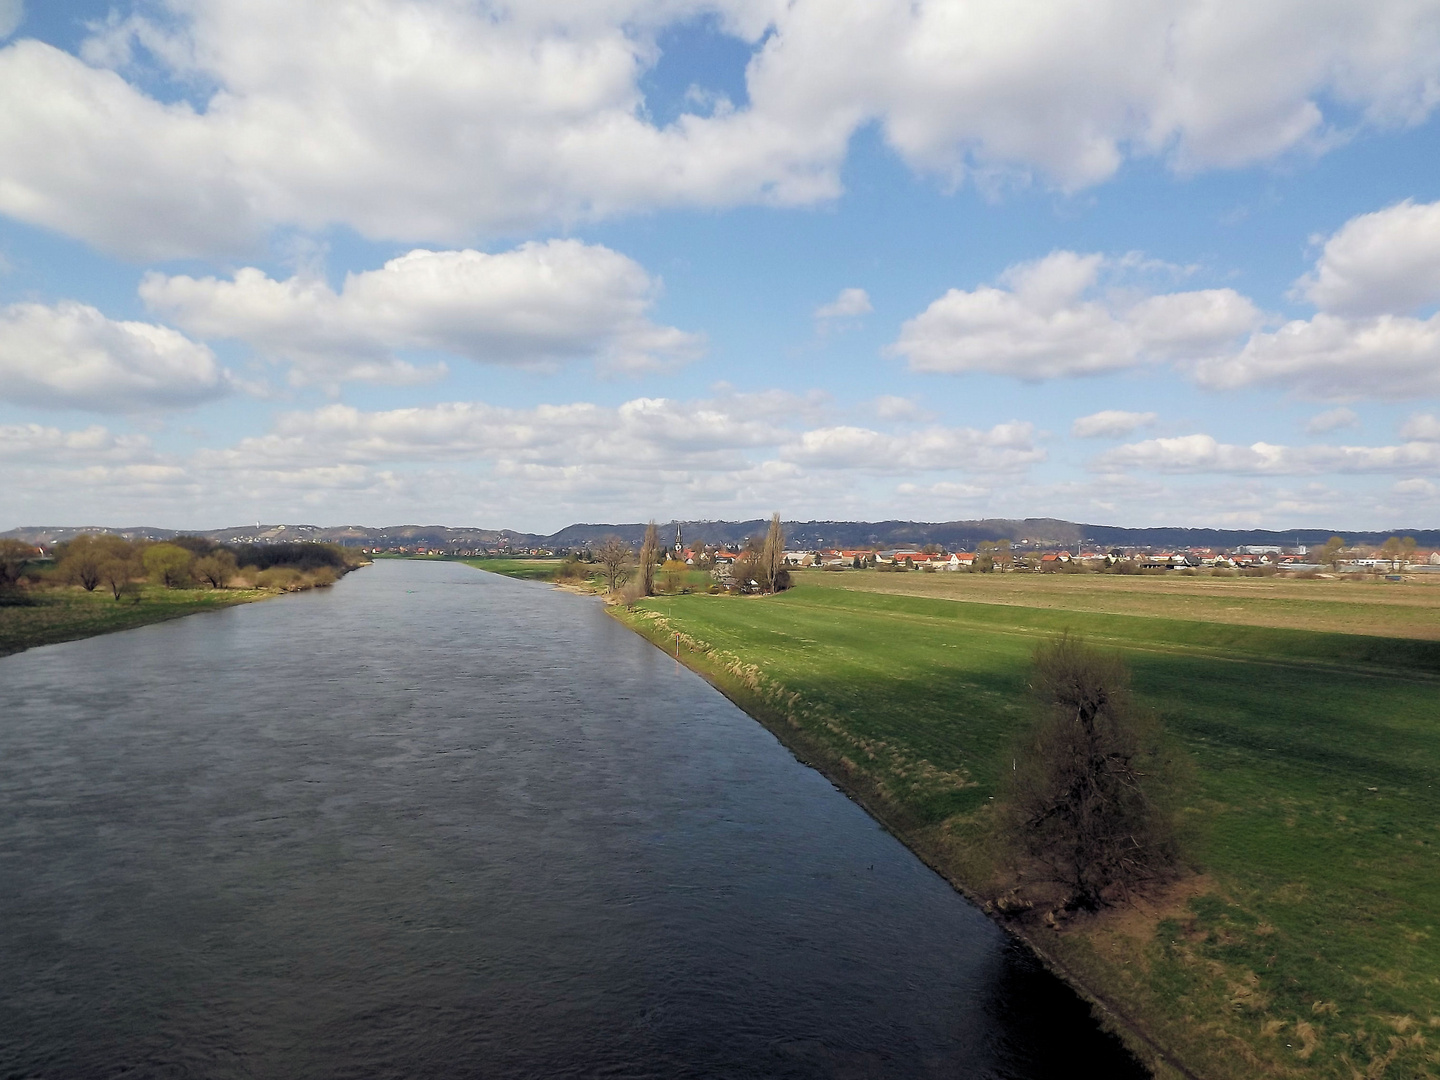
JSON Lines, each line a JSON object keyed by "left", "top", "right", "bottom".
{"left": 3, "top": 1, "right": 1439, "bottom": 532}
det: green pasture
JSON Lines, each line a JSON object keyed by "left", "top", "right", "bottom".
{"left": 468, "top": 557, "right": 713, "bottom": 591}
{"left": 455, "top": 556, "right": 568, "bottom": 581}
{"left": 616, "top": 583, "right": 1440, "bottom": 1080}
{"left": 0, "top": 585, "right": 267, "bottom": 658}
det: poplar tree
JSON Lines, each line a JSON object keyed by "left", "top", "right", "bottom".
{"left": 639, "top": 521, "right": 659, "bottom": 596}
{"left": 761, "top": 512, "right": 785, "bottom": 593}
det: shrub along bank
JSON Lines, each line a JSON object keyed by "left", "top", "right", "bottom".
{"left": 610, "top": 583, "right": 1440, "bottom": 1080}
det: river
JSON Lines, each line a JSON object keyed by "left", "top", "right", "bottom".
{"left": 0, "top": 559, "right": 1144, "bottom": 1078}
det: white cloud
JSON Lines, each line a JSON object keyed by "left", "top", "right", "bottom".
{"left": 814, "top": 287, "right": 872, "bottom": 320}
{"left": 1298, "top": 199, "right": 1440, "bottom": 316}
{"left": 0, "top": 422, "right": 152, "bottom": 462}
{"left": 0, "top": 1, "right": 21, "bottom": 41}
{"left": 873, "top": 395, "right": 933, "bottom": 422}
{"left": 889, "top": 251, "right": 1260, "bottom": 378}
{"left": 782, "top": 421, "right": 1042, "bottom": 471}
{"left": 1394, "top": 477, "right": 1437, "bottom": 497}
{"left": 141, "top": 240, "right": 701, "bottom": 382}
{"left": 1095, "top": 433, "right": 1440, "bottom": 474}
{"left": 3, "top": 2, "right": 1440, "bottom": 255}
{"left": 200, "top": 395, "right": 1039, "bottom": 481}
{"left": 54, "top": 392, "right": 1027, "bottom": 528}
{"left": 1072, "top": 410, "right": 1157, "bottom": 438}
{"left": 1400, "top": 413, "right": 1440, "bottom": 440}
{"left": 0, "top": 300, "right": 231, "bottom": 411}
{"left": 1193, "top": 312, "right": 1440, "bottom": 400}
{"left": 1304, "top": 407, "right": 1359, "bottom": 434}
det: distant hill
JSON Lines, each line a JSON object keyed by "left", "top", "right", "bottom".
{"left": 6, "top": 519, "right": 1438, "bottom": 550}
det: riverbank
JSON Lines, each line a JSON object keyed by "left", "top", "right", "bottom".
{"left": 607, "top": 582, "right": 1440, "bottom": 1080}
{"left": 0, "top": 584, "right": 273, "bottom": 658}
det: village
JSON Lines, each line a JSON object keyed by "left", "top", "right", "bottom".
{"left": 369, "top": 534, "right": 1440, "bottom": 578}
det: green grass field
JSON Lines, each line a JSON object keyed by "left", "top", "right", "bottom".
{"left": 0, "top": 585, "right": 269, "bottom": 658}
{"left": 454, "top": 556, "right": 569, "bottom": 581}
{"left": 807, "top": 565, "right": 1440, "bottom": 640}
{"left": 609, "top": 579, "right": 1440, "bottom": 1080}
{"left": 460, "top": 555, "right": 714, "bottom": 592}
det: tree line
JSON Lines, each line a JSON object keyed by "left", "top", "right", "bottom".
{"left": 0, "top": 535, "right": 365, "bottom": 603}
{"left": 580, "top": 512, "right": 791, "bottom": 601}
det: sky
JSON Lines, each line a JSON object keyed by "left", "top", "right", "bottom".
{"left": 2, "top": 0, "right": 1440, "bottom": 533}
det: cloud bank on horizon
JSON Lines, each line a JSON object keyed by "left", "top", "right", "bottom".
{"left": 2, "top": 0, "right": 1438, "bottom": 532}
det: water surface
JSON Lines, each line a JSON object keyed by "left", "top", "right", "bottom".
{"left": 0, "top": 559, "right": 1145, "bottom": 1078}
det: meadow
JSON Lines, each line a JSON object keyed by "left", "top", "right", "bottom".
{"left": 602, "top": 571, "right": 1440, "bottom": 1080}
{"left": 0, "top": 584, "right": 268, "bottom": 658}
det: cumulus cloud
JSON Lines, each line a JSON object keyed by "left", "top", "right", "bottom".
{"left": 1400, "top": 413, "right": 1440, "bottom": 440}
{"left": 783, "top": 421, "right": 1042, "bottom": 471}
{"left": 141, "top": 240, "right": 701, "bottom": 381}
{"left": 2, "top": 2, "right": 1440, "bottom": 255}
{"left": 0, "top": 422, "right": 152, "bottom": 462}
{"left": 1094, "top": 433, "right": 1440, "bottom": 474}
{"left": 1395, "top": 477, "right": 1437, "bottom": 497}
{"left": 873, "top": 395, "right": 933, "bottom": 422}
{"left": 1182, "top": 197, "right": 1440, "bottom": 398}
{"left": 1297, "top": 199, "right": 1440, "bottom": 316}
{"left": 1304, "top": 407, "right": 1359, "bottom": 434}
{"left": 199, "top": 394, "right": 1039, "bottom": 480}
{"left": 1072, "top": 410, "right": 1157, "bottom": 438}
{"left": 0, "top": 300, "right": 231, "bottom": 411}
{"left": 814, "top": 287, "right": 872, "bottom": 321}
{"left": 889, "top": 251, "right": 1260, "bottom": 378}
{"left": 0, "top": 1, "right": 21, "bottom": 41}
{"left": 1193, "top": 312, "right": 1440, "bottom": 399}
{"left": 906, "top": 229, "right": 1440, "bottom": 398}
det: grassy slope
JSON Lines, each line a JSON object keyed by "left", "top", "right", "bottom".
{"left": 0, "top": 585, "right": 269, "bottom": 658}
{"left": 611, "top": 581, "right": 1440, "bottom": 1080}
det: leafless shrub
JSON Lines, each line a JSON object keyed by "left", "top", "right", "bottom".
{"left": 1003, "top": 633, "right": 1183, "bottom": 911}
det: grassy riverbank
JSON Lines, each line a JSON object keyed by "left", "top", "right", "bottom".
{"left": 453, "top": 556, "right": 575, "bottom": 581}
{"left": 608, "top": 577, "right": 1440, "bottom": 1080}
{"left": 0, "top": 585, "right": 270, "bottom": 658}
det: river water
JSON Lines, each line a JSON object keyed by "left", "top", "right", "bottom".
{"left": 0, "top": 559, "right": 1144, "bottom": 1078}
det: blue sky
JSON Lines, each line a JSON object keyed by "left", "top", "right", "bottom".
{"left": 2, "top": 0, "right": 1439, "bottom": 532}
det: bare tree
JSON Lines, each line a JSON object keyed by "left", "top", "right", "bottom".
{"left": 638, "top": 520, "right": 659, "bottom": 596}
{"left": 596, "top": 536, "right": 633, "bottom": 595}
{"left": 761, "top": 512, "right": 785, "bottom": 593}
{"left": 1004, "top": 633, "right": 1181, "bottom": 910}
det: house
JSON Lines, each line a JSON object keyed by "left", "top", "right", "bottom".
{"left": 877, "top": 550, "right": 930, "bottom": 566}
{"left": 781, "top": 551, "right": 816, "bottom": 567}
{"left": 941, "top": 552, "right": 975, "bottom": 570}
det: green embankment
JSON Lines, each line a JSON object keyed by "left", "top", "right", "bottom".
{"left": 0, "top": 585, "right": 269, "bottom": 658}
{"left": 609, "top": 583, "right": 1440, "bottom": 1080}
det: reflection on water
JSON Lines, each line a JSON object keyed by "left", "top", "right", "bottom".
{"left": 0, "top": 559, "right": 1145, "bottom": 1078}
